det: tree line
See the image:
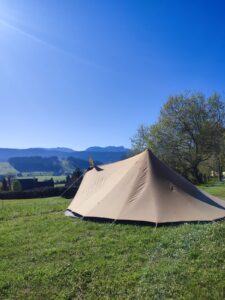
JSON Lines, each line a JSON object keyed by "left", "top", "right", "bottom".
{"left": 131, "top": 92, "right": 225, "bottom": 184}
{"left": 0, "top": 168, "right": 84, "bottom": 192}
{"left": 9, "top": 156, "right": 63, "bottom": 174}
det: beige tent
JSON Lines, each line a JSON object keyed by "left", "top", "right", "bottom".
{"left": 66, "top": 149, "right": 225, "bottom": 224}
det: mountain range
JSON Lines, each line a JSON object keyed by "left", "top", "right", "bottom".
{"left": 0, "top": 146, "right": 130, "bottom": 164}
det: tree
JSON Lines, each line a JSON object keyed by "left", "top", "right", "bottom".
{"left": 70, "top": 168, "right": 83, "bottom": 188}
{"left": 12, "top": 180, "right": 22, "bottom": 192}
{"left": 63, "top": 168, "right": 84, "bottom": 198}
{"left": 131, "top": 92, "right": 225, "bottom": 183}
{"left": 207, "top": 93, "right": 225, "bottom": 181}
{"left": 130, "top": 125, "right": 151, "bottom": 154}
{"left": 65, "top": 169, "right": 83, "bottom": 187}
{"left": 7, "top": 176, "right": 12, "bottom": 191}
{"left": 66, "top": 175, "right": 71, "bottom": 185}
{"left": 1, "top": 177, "right": 9, "bottom": 191}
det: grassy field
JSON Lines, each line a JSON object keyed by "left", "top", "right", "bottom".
{"left": 0, "top": 162, "right": 18, "bottom": 176}
{"left": 17, "top": 175, "right": 66, "bottom": 182}
{"left": 198, "top": 180, "right": 225, "bottom": 199}
{"left": 0, "top": 184, "right": 225, "bottom": 299}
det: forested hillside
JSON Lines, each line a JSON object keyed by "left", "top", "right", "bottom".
{"left": 7, "top": 156, "right": 90, "bottom": 174}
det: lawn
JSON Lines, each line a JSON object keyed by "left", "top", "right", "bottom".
{"left": 0, "top": 184, "right": 225, "bottom": 299}
{"left": 17, "top": 175, "right": 66, "bottom": 183}
{"left": 198, "top": 180, "right": 225, "bottom": 199}
{"left": 0, "top": 162, "right": 18, "bottom": 176}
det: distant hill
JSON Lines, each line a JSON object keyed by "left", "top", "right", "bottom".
{"left": 9, "top": 157, "right": 63, "bottom": 174}
{"left": 7, "top": 156, "right": 91, "bottom": 175}
{"left": 0, "top": 146, "right": 130, "bottom": 175}
{"left": 68, "top": 151, "right": 128, "bottom": 164}
{"left": 0, "top": 148, "right": 76, "bottom": 161}
{"left": 47, "top": 147, "right": 75, "bottom": 153}
{"left": 0, "top": 146, "right": 130, "bottom": 164}
{"left": 85, "top": 146, "right": 129, "bottom": 153}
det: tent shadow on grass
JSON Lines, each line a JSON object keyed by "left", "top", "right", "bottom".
{"left": 66, "top": 209, "right": 225, "bottom": 227}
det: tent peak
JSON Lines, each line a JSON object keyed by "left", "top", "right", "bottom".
{"left": 144, "top": 148, "right": 154, "bottom": 156}
{"left": 144, "top": 148, "right": 153, "bottom": 153}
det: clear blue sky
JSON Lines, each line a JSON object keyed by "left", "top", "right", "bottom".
{"left": 0, "top": 0, "right": 225, "bottom": 150}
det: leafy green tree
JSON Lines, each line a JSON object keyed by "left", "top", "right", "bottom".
{"left": 65, "top": 168, "right": 83, "bottom": 188}
{"left": 130, "top": 125, "right": 151, "bottom": 154}
{"left": 131, "top": 92, "right": 225, "bottom": 183}
{"left": 207, "top": 93, "right": 225, "bottom": 181}
{"left": 63, "top": 168, "right": 84, "bottom": 198}
{"left": 71, "top": 168, "right": 83, "bottom": 187}
{"left": 12, "top": 180, "right": 22, "bottom": 192}
{"left": 66, "top": 175, "right": 71, "bottom": 185}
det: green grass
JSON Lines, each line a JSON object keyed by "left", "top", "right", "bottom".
{"left": 17, "top": 175, "right": 66, "bottom": 182}
{"left": 35, "top": 175, "right": 66, "bottom": 182}
{"left": 198, "top": 180, "right": 225, "bottom": 199}
{"left": 0, "top": 184, "right": 225, "bottom": 299}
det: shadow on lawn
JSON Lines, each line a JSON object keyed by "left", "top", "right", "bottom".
{"left": 65, "top": 209, "right": 225, "bottom": 227}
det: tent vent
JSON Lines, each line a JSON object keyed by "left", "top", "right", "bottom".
{"left": 170, "top": 184, "right": 175, "bottom": 191}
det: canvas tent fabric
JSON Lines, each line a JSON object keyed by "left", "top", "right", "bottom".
{"left": 66, "top": 149, "right": 225, "bottom": 224}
